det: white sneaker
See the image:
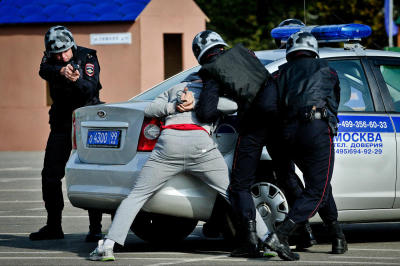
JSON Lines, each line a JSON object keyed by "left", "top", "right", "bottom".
{"left": 89, "top": 239, "right": 115, "bottom": 261}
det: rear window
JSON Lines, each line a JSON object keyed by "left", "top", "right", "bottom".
{"left": 131, "top": 57, "right": 271, "bottom": 102}
{"left": 131, "top": 66, "right": 200, "bottom": 101}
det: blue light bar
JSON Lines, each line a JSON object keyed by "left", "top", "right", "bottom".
{"left": 271, "top": 23, "right": 372, "bottom": 42}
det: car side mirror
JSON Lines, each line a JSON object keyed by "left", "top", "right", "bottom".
{"left": 217, "top": 97, "right": 238, "bottom": 115}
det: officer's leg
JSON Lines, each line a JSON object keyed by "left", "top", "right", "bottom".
{"left": 318, "top": 180, "right": 348, "bottom": 253}
{"left": 230, "top": 127, "right": 266, "bottom": 222}
{"left": 286, "top": 120, "right": 333, "bottom": 223}
{"left": 187, "top": 138, "right": 269, "bottom": 258}
{"left": 263, "top": 122, "right": 300, "bottom": 260}
{"left": 30, "top": 130, "right": 71, "bottom": 240}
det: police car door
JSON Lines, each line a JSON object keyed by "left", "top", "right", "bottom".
{"left": 369, "top": 57, "right": 400, "bottom": 209}
{"left": 328, "top": 58, "right": 396, "bottom": 210}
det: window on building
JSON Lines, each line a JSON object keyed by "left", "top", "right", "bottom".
{"left": 163, "top": 34, "right": 182, "bottom": 79}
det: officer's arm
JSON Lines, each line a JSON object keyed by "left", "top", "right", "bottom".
{"left": 195, "top": 77, "right": 221, "bottom": 123}
{"left": 39, "top": 55, "right": 63, "bottom": 82}
{"left": 144, "top": 86, "right": 178, "bottom": 118}
{"left": 72, "top": 56, "right": 100, "bottom": 99}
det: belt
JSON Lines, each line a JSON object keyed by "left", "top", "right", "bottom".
{"left": 304, "top": 107, "right": 328, "bottom": 121}
{"left": 161, "top": 124, "right": 209, "bottom": 135}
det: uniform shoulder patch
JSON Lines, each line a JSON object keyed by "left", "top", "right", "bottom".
{"left": 85, "top": 63, "right": 95, "bottom": 77}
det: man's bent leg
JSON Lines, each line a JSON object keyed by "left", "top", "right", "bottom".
{"left": 105, "top": 158, "right": 181, "bottom": 246}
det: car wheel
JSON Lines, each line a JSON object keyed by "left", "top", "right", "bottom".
{"left": 251, "top": 182, "right": 289, "bottom": 232}
{"left": 131, "top": 211, "right": 198, "bottom": 243}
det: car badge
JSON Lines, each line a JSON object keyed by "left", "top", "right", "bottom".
{"left": 97, "top": 110, "right": 106, "bottom": 118}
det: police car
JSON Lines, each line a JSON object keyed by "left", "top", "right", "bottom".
{"left": 66, "top": 24, "right": 400, "bottom": 242}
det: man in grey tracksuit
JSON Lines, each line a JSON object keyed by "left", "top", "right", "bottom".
{"left": 89, "top": 73, "right": 272, "bottom": 261}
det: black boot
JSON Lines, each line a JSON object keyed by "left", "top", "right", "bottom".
{"left": 30, "top": 211, "right": 64, "bottom": 241}
{"left": 295, "top": 222, "right": 317, "bottom": 250}
{"left": 230, "top": 220, "right": 261, "bottom": 258}
{"left": 264, "top": 218, "right": 300, "bottom": 261}
{"left": 29, "top": 225, "right": 64, "bottom": 240}
{"left": 327, "top": 221, "right": 348, "bottom": 254}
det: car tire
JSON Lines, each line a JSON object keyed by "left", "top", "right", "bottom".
{"left": 251, "top": 182, "right": 289, "bottom": 232}
{"left": 131, "top": 211, "right": 198, "bottom": 243}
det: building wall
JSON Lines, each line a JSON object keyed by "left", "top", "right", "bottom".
{"left": 0, "top": 0, "right": 206, "bottom": 150}
{"left": 138, "top": 0, "right": 205, "bottom": 90}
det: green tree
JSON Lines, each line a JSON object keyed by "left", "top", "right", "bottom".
{"left": 194, "top": 0, "right": 398, "bottom": 51}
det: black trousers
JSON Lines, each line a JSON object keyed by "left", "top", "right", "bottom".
{"left": 42, "top": 129, "right": 102, "bottom": 230}
{"left": 229, "top": 121, "right": 302, "bottom": 221}
{"left": 279, "top": 119, "right": 338, "bottom": 224}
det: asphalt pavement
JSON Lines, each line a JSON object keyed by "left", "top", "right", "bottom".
{"left": 0, "top": 151, "right": 400, "bottom": 265}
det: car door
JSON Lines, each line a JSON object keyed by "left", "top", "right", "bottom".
{"left": 368, "top": 57, "right": 400, "bottom": 209}
{"left": 326, "top": 57, "right": 396, "bottom": 210}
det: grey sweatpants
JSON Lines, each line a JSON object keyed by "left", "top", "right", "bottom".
{"left": 106, "top": 129, "right": 270, "bottom": 245}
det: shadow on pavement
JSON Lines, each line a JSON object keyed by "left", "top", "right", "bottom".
{"left": 311, "top": 222, "right": 400, "bottom": 243}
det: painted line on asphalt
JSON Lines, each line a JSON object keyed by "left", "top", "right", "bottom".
{"left": 0, "top": 189, "right": 66, "bottom": 192}
{"left": 0, "top": 216, "right": 91, "bottom": 218}
{"left": 0, "top": 257, "right": 180, "bottom": 260}
{"left": 0, "top": 178, "right": 41, "bottom": 182}
{"left": 147, "top": 255, "right": 231, "bottom": 266}
{"left": 294, "top": 261, "right": 400, "bottom": 265}
{"left": 0, "top": 201, "right": 69, "bottom": 203}
{"left": 0, "top": 251, "right": 63, "bottom": 254}
{"left": 350, "top": 248, "right": 400, "bottom": 252}
{"left": 330, "top": 256, "right": 400, "bottom": 260}
{"left": 0, "top": 167, "right": 41, "bottom": 171}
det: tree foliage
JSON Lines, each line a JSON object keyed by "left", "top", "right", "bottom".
{"left": 194, "top": 0, "right": 399, "bottom": 51}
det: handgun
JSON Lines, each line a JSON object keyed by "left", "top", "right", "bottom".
{"left": 71, "top": 62, "right": 80, "bottom": 72}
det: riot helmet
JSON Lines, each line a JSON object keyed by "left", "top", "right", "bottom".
{"left": 278, "top": 18, "right": 305, "bottom": 27}
{"left": 44, "top": 25, "right": 76, "bottom": 54}
{"left": 286, "top": 31, "right": 318, "bottom": 60}
{"left": 275, "top": 19, "right": 305, "bottom": 48}
{"left": 192, "top": 30, "right": 228, "bottom": 63}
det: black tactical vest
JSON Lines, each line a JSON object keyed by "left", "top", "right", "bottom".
{"left": 199, "top": 43, "right": 269, "bottom": 113}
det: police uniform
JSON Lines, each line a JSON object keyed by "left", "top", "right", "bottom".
{"left": 194, "top": 33, "right": 299, "bottom": 260}
{"left": 274, "top": 56, "right": 340, "bottom": 224}
{"left": 32, "top": 45, "right": 102, "bottom": 240}
{"left": 265, "top": 32, "right": 347, "bottom": 256}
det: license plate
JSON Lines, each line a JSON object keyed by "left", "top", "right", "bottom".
{"left": 87, "top": 130, "right": 121, "bottom": 148}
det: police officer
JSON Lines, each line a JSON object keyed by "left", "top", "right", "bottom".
{"left": 29, "top": 26, "right": 104, "bottom": 242}
{"left": 193, "top": 30, "right": 299, "bottom": 261}
{"left": 274, "top": 18, "right": 318, "bottom": 251}
{"left": 265, "top": 31, "right": 348, "bottom": 255}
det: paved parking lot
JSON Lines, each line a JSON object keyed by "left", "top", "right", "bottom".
{"left": 0, "top": 151, "right": 400, "bottom": 265}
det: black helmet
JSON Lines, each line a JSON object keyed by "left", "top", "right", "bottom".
{"left": 278, "top": 18, "right": 305, "bottom": 27}
{"left": 192, "top": 30, "right": 228, "bottom": 63}
{"left": 275, "top": 19, "right": 306, "bottom": 48}
{"left": 44, "top": 25, "right": 76, "bottom": 54}
{"left": 286, "top": 31, "right": 318, "bottom": 59}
